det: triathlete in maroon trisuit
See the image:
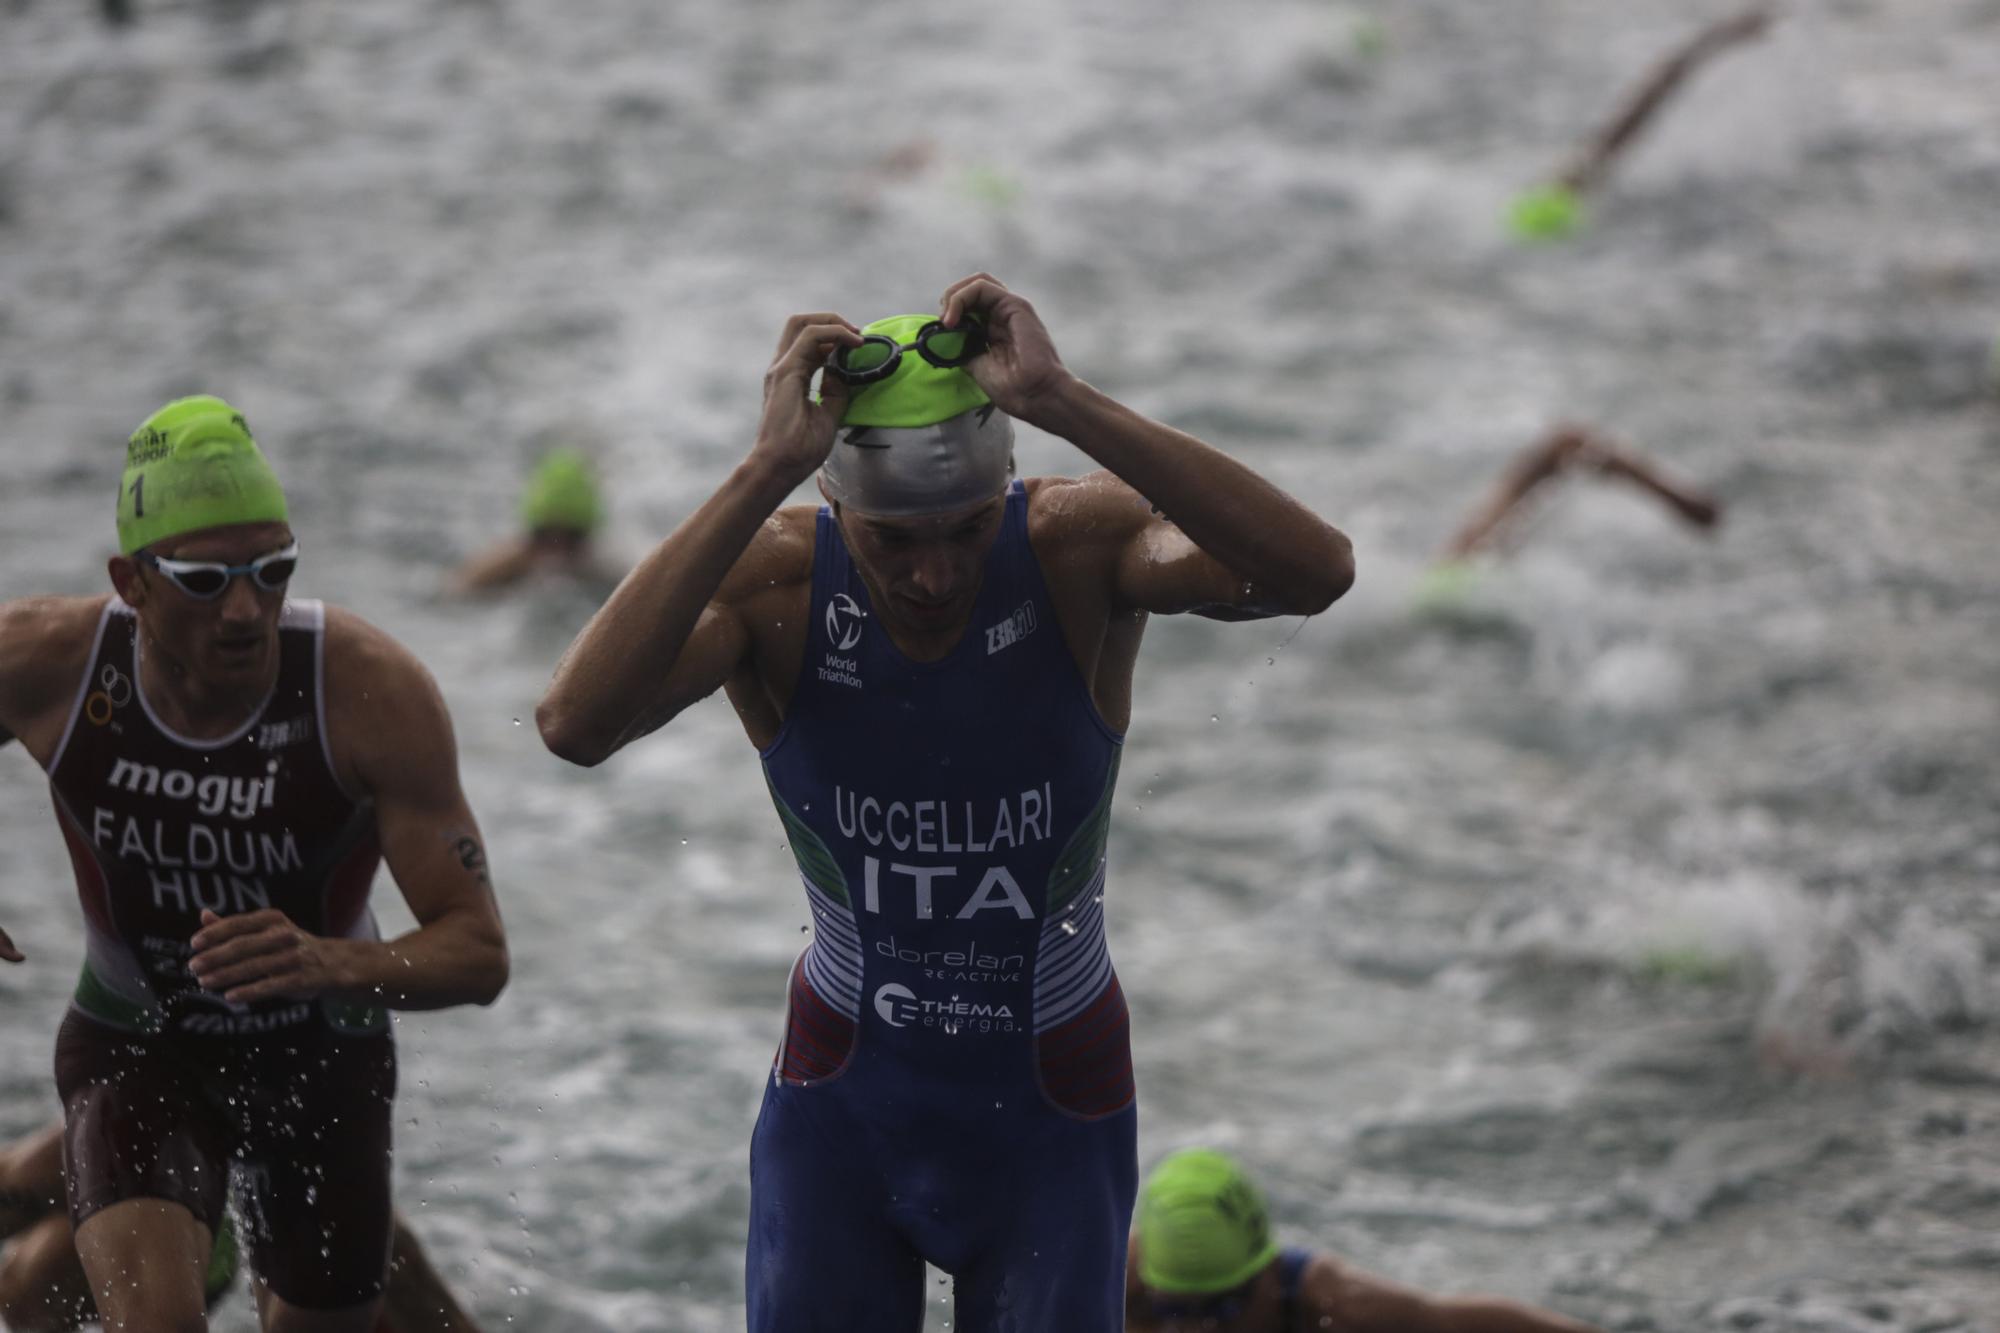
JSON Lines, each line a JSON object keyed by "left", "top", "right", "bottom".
{"left": 0, "top": 395, "right": 509, "bottom": 1333}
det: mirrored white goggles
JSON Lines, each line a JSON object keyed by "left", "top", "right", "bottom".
{"left": 138, "top": 541, "right": 299, "bottom": 600}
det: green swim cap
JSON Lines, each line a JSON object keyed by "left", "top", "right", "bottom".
{"left": 1507, "top": 183, "right": 1585, "bottom": 242}
{"left": 1136, "top": 1149, "right": 1282, "bottom": 1295}
{"left": 1411, "top": 558, "right": 1482, "bottom": 613}
{"left": 521, "top": 448, "right": 603, "bottom": 535}
{"left": 118, "top": 395, "right": 289, "bottom": 554}
{"left": 841, "top": 314, "right": 993, "bottom": 429}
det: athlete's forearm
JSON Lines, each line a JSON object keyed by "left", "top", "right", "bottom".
{"left": 538, "top": 459, "right": 794, "bottom": 764}
{"left": 328, "top": 908, "right": 508, "bottom": 1010}
{"left": 1029, "top": 379, "right": 1353, "bottom": 613}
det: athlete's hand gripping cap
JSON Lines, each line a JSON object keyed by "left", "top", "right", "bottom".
{"left": 118, "top": 394, "right": 289, "bottom": 554}
{"left": 820, "top": 314, "right": 1015, "bottom": 517}
{"left": 1136, "top": 1149, "right": 1284, "bottom": 1295}
{"left": 521, "top": 448, "right": 604, "bottom": 535}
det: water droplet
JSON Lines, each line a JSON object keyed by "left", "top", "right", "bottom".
{"left": 1060, "top": 920, "right": 1079, "bottom": 936}
{"left": 1267, "top": 657, "right": 1275, "bottom": 666}
{"left": 1209, "top": 714, "right": 1219, "bottom": 723}
{"left": 512, "top": 717, "right": 521, "bottom": 726}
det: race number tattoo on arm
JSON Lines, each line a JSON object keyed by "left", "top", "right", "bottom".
{"left": 452, "top": 835, "right": 491, "bottom": 889}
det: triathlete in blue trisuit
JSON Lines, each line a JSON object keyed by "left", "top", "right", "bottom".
{"left": 538, "top": 273, "right": 1354, "bottom": 1332}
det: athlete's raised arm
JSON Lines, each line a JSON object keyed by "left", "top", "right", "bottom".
{"left": 537, "top": 312, "right": 863, "bottom": 766}
{"left": 187, "top": 611, "right": 510, "bottom": 1009}
{"left": 939, "top": 274, "right": 1354, "bottom": 620}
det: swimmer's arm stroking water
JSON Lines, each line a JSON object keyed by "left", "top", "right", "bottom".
{"left": 1442, "top": 426, "right": 1589, "bottom": 561}
{"left": 538, "top": 313, "right": 865, "bottom": 765}
{"left": 939, "top": 274, "right": 1354, "bottom": 619}
{"left": 1439, "top": 424, "right": 1719, "bottom": 563}
{"left": 0, "top": 596, "right": 111, "bottom": 964}
{"left": 1572, "top": 433, "right": 1722, "bottom": 530}
{"left": 1557, "top": 5, "right": 1776, "bottom": 195}
{"left": 187, "top": 609, "right": 510, "bottom": 1010}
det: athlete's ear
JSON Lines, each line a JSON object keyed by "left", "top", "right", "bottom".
{"left": 108, "top": 554, "right": 145, "bottom": 608}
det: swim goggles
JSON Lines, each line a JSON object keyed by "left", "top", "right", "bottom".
{"left": 827, "top": 319, "right": 987, "bottom": 386}
{"left": 138, "top": 541, "right": 299, "bottom": 600}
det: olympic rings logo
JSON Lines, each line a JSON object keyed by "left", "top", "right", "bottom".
{"left": 85, "top": 665, "right": 133, "bottom": 726}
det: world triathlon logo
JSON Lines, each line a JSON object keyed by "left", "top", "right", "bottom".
{"left": 825, "top": 592, "right": 866, "bottom": 651}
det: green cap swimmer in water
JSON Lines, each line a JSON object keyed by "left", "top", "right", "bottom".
{"left": 1135, "top": 1149, "right": 1282, "bottom": 1298}
{"left": 1127, "top": 1149, "right": 1604, "bottom": 1333}
{"left": 450, "top": 445, "right": 618, "bottom": 595}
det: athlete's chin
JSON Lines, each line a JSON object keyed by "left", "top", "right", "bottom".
{"left": 205, "top": 637, "right": 273, "bottom": 678}
{"left": 894, "top": 595, "right": 966, "bottom": 629}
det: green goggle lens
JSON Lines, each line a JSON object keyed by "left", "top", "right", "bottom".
{"left": 838, "top": 339, "right": 898, "bottom": 375}
{"left": 922, "top": 328, "right": 971, "bottom": 361}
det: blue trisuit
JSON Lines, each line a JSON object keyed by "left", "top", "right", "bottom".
{"left": 752, "top": 483, "right": 1136, "bottom": 1332}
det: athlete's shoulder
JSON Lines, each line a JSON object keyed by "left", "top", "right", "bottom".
{"left": 318, "top": 604, "right": 443, "bottom": 704}
{"left": 0, "top": 595, "right": 115, "bottom": 757}
{"left": 0, "top": 594, "right": 115, "bottom": 686}
{"left": 1024, "top": 472, "right": 1153, "bottom": 542}
{"left": 719, "top": 502, "right": 818, "bottom": 605}
{"left": 1295, "top": 1249, "right": 1350, "bottom": 1315}
{"left": 317, "top": 605, "right": 456, "bottom": 785}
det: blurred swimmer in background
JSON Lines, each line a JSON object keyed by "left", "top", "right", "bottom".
{"left": 450, "top": 448, "right": 621, "bottom": 596}
{"left": 1127, "top": 1150, "right": 1599, "bottom": 1333}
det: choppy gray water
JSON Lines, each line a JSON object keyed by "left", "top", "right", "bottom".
{"left": 2, "top": 0, "right": 1998, "bottom": 1328}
